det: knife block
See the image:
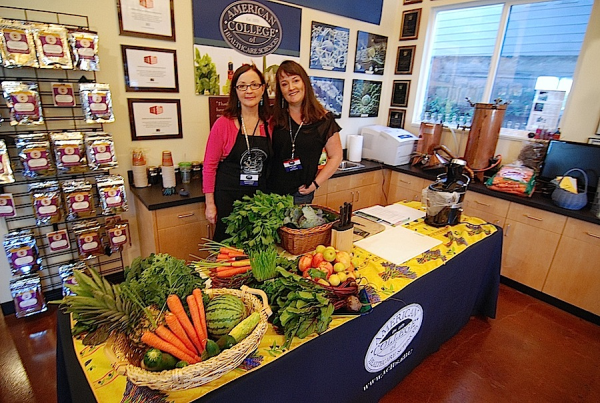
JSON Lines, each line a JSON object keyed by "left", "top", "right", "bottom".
{"left": 331, "top": 223, "right": 353, "bottom": 253}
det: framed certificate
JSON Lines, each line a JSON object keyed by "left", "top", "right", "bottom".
{"left": 121, "top": 45, "right": 179, "bottom": 92}
{"left": 128, "top": 98, "right": 182, "bottom": 140}
{"left": 391, "top": 80, "right": 411, "bottom": 107}
{"left": 399, "top": 9, "right": 422, "bottom": 41}
{"left": 395, "top": 45, "right": 416, "bottom": 75}
{"left": 117, "top": 0, "right": 175, "bottom": 41}
{"left": 388, "top": 109, "right": 406, "bottom": 129}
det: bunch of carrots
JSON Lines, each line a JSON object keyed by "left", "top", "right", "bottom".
{"left": 140, "top": 289, "right": 208, "bottom": 365}
{"left": 193, "top": 244, "right": 252, "bottom": 279}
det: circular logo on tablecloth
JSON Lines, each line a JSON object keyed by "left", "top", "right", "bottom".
{"left": 219, "top": 0, "right": 282, "bottom": 57}
{"left": 364, "top": 303, "right": 423, "bottom": 373}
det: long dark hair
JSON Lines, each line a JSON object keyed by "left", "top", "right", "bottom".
{"left": 272, "top": 60, "right": 328, "bottom": 128}
{"left": 223, "top": 64, "right": 271, "bottom": 122}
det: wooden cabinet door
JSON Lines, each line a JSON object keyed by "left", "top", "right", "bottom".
{"left": 387, "top": 171, "right": 425, "bottom": 203}
{"left": 326, "top": 189, "right": 354, "bottom": 210}
{"left": 157, "top": 220, "right": 211, "bottom": 262}
{"left": 463, "top": 192, "right": 510, "bottom": 227}
{"left": 542, "top": 218, "right": 600, "bottom": 315}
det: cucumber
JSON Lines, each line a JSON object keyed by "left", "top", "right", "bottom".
{"left": 142, "top": 348, "right": 178, "bottom": 371}
{"left": 228, "top": 311, "right": 260, "bottom": 343}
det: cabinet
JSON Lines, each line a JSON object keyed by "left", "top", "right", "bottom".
{"left": 387, "top": 171, "right": 430, "bottom": 204}
{"left": 134, "top": 198, "right": 211, "bottom": 262}
{"left": 463, "top": 191, "right": 509, "bottom": 227}
{"left": 325, "top": 171, "right": 384, "bottom": 210}
{"left": 542, "top": 218, "right": 600, "bottom": 315}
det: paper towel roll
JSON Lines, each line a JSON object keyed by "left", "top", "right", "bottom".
{"left": 347, "top": 134, "right": 363, "bottom": 162}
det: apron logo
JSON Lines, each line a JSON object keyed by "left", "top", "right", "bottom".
{"left": 219, "top": 0, "right": 282, "bottom": 57}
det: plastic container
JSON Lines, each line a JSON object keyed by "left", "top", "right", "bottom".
{"left": 179, "top": 162, "right": 192, "bottom": 184}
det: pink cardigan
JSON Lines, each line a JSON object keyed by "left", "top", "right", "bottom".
{"left": 202, "top": 116, "right": 271, "bottom": 194}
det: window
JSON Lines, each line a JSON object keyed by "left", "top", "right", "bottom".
{"left": 418, "top": 0, "right": 593, "bottom": 133}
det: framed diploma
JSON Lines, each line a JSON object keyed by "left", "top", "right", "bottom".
{"left": 117, "top": 0, "right": 176, "bottom": 41}
{"left": 121, "top": 45, "right": 179, "bottom": 92}
{"left": 395, "top": 45, "right": 416, "bottom": 75}
{"left": 388, "top": 109, "right": 406, "bottom": 129}
{"left": 128, "top": 98, "right": 182, "bottom": 140}
{"left": 399, "top": 9, "right": 422, "bottom": 41}
{"left": 391, "top": 80, "right": 411, "bottom": 107}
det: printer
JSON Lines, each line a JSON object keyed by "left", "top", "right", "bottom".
{"left": 360, "top": 125, "right": 418, "bottom": 166}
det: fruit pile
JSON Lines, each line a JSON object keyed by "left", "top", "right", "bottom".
{"left": 298, "top": 245, "right": 358, "bottom": 287}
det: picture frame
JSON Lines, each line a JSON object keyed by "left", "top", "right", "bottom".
{"left": 309, "top": 21, "right": 349, "bottom": 72}
{"left": 117, "top": 0, "right": 176, "bottom": 41}
{"left": 310, "top": 76, "right": 344, "bottom": 118}
{"left": 121, "top": 45, "right": 179, "bottom": 92}
{"left": 395, "top": 45, "right": 416, "bottom": 75}
{"left": 128, "top": 98, "right": 182, "bottom": 141}
{"left": 399, "top": 9, "right": 422, "bottom": 41}
{"left": 403, "top": 0, "right": 423, "bottom": 4}
{"left": 391, "top": 80, "right": 411, "bottom": 107}
{"left": 388, "top": 109, "right": 406, "bottom": 129}
{"left": 354, "top": 31, "right": 388, "bottom": 75}
{"left": 349, "top": 79, "right": 382, "bottom": 118}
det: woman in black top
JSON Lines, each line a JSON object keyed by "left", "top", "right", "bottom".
{"left": 268, "top": 60, "right": 343, "bottom": 204}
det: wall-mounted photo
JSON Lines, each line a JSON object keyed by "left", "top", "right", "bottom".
{"left": 309, "top": 21, "right": 349, "bottom": 72}
{"left": 349, "top": 79, "right": 382, "bottom": 117}
{"left": 388, "top": 109, "right": 406, "bottom": 129}
{"left": 121, "top": 45, "right": 179, "bottom": 92}
{"left": 354, "top": 31, "right": 388, "bottom": 75}
{"left": 399, "top": 9, "right": 422, "bottom": 41}
{"left": 310, "top": 76, "right": 344, "bottom": 118}
{"left": 117, "top": 0, "right": 175, "bottom": 41}
{"left": 391, "top": 80, "right": 411, "bottom": 107}
{"left": 395, "top": 45, "right": 416, "bottom": 75}
{"left": 128, "top": 98, "right": 182, "bottom": 141}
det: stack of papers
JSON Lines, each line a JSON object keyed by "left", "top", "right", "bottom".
{"left": 355, "top": 204, "right": 425, "bottom": 226}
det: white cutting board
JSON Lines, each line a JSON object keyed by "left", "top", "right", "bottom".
{"left": 353, "top": 225, "right": 441, "bottom": 265}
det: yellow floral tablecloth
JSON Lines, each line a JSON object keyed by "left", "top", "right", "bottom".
{"left": 71, "top": 202, "right": 497, "bottom": 403}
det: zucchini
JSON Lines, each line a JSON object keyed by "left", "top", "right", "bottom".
{"left": 228, "top": 311, "right": 260, "bottom": 343}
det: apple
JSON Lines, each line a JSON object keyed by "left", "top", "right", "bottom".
{"left": 328, "top": 273, "right": 341, "bottom": 286}
{"left": 315, "top": 244, "right": 326, "bottom": 254}
{"left": 337, "top": 271, "right": 348, "bottom": 282}
{"left": 318, "top": 261, "right": 334, "bottom": 277}
{"left": 299, "top": 254, "right": 313, "bottom": 272}
{"left": 312, "top": 252, "right": 324, "bottom": 268}
{"left": 333, "top": 262, "right": 346, "bottom": 273}
{"left": 335, "top": 251, "right": 352, "bottom": 267}
{"left": 323, "top": 248, "right": 337, "bottom": 262}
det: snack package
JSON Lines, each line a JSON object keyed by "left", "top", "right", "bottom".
{"left": 96, "top": 175, "right": 128, "bottom": 215}
{"left": 46, "top": 228, "right": 70, "bottom": 253}
{"left": 84, "top": 132, "right": 118, "bottom": 170}
{"left": 62, "top": 179, "right": 95, "bottom": 220}
{"left": 3, "top": 230, "right": 42, "bottom": 276}
{"left": 51, "top": 82, "right": 76, "bottom": 107}
{"left": 0, "top": 139, "right": 15, "bottom": 184}
{"left": 51, "top": 132, "right": 87, "bottom": 173}
{"left": 485, "top": 163, "right": 536, "bottom": 197}
{"left": 79, "top": 83, "right": 114, "bottom": 123}
{"left": 16, "top": 133, "right": 55, "bottom": 177}
{"left": 0, "top": 193, "right": 17, "bottom": 217}
{"left": 73, "top": 219, "right": 104, "bottom": 259}
{"left": 2, "top": 81, "right": 44, "bottom": 125}
{"left": 10, "top": 274, "right": 47, "bottom": 318}
{"left": 68, "top": 30, "right": 99, "bottom": 71}
{"left": 0, "top": 19, "right": 39, "bottom": 68}
{"left": 32, "top": 23, "right": 73, "bottom": 69}
{"left": 29, "top": 180, "right": 63, "bottom": 225}
{"left": 58, "top": 261, "right": 87, "bottom": 297}
{"left": 107, "top": 220, "right": 129, "bottom": 252}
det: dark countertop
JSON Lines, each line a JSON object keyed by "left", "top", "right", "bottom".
{"left": 129, "top": 162, "right": 600, "bottom": 225}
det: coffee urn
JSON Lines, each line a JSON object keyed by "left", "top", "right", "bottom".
{"left": 424, "top": 159, "right": 470, "bottom": 227}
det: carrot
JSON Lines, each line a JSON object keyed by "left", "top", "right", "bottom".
{"left": 165, "top": 312, "right": 198, "bottom": 355}
{"left": 166, "top": 294, "right": 203, "bottom": 352}
{"left": 219, "top": 246, "right": 244, "bottom": 255}
{"left": 215, "top": 265, "right": 252, "bottom": 278}
{"left": 225, "top": 250, "right": 247, "bottom": 257}
{"left": 187, "top": 295, "right": 207, "bottom": 351}
{"left": 155, "top": 325, "right": 198, "bottom": 358}
{"left": 216, "top": 253, "right": 230, "bottom": 260}
{"left": 141, "top": 331, "right": 200, "bottom": 364}
{"left": 193, "top": 288, "right": 208, "bottom": 349}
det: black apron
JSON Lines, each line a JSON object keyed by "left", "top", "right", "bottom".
{"left": 213, "top": 123, "right": 270, "bottom": 242}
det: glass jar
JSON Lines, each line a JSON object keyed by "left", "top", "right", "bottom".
{"left": 179, "top": 162, "right": 192, "bottom": 184}
{"left": 191, "top": 161, "right": 202, "bottom": 180}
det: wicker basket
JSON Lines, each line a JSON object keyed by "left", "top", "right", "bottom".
{"left": 110, "top": 286, "right": 271, "bottom": 391}
{"left": 278, "top": 204, "right": 339, "bottom": 255}
{"left": 319, "top": 280, "right": 359, "bottom": 310}
{"left": 552, "top": 168, "right": 588, "bottom": 210}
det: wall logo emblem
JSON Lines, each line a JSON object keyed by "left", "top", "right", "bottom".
{"left": 364, "top": 303, "right": 423, "bottom": 373}
{"left": 219, "top": 0, "right": 282, "bottom": 57}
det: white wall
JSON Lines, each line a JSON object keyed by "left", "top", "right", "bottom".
{"left": 1, "top": 0, "right": 599, "bottom": 303}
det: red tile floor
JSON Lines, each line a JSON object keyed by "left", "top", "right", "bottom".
{"left": 1, "top": 284, "right": 599, "bottom": 403}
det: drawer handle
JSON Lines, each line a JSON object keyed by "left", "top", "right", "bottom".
{"left": 355, "top": 190, "right": 360, "bottom": 202}
{"left": 178, "top": 212, "right": 195, "bottom": 219}
{"left": 475, "top": 200, "right": 491, "bottom": 207}
{"left": 524, "top": 214, "right": 542, "bottom": 221}
{"left": 586, "top": 232, "right": 600, "bottom": 240}
{"left": 399, "top": 179, "right": 411, "bottom": 184}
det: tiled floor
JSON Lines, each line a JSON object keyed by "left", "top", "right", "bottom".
{"left": 1, "top": 284, "right": 599, "bottom": 403}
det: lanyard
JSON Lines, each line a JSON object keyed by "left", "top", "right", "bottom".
{"left": 288, "top": 115, "right": 303, "bottom": 159}
{"left": 240, "top": 116, "right": 260, "bottom": 153}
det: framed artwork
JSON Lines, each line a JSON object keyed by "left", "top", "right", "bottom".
{"left": 349, "top": 79, "right": 382, "bottom": 118}
{"left": 309, "top": 21, "right": 349, "bottom": 72}
{"left": 403, "top": 0, "right": 422, "bottom": 4}
{"left": 395, "top": 45, "right": 416, "bottom": 75}
{"left": 128, "top": 98, "right": 182, "bottom": 140}
{"left": 399, "top": 9, "right": 422, "bottom": 41}
{"left": 354, "top": 31, "right": 388, "bottom": 75}
{"left": 121, "top": 45, "right": 179, "bottom": 92}
{"left": 391, "top": 80, "right": 411, "bottom": 107}
{"left": 388, "top": 109, "right": 406, "bottom": 129}
{"left": 310, "top": 76, "right": 344, "bottom": 118}
{"left": 117, "top": 0, "right": 176, "bottom": 41}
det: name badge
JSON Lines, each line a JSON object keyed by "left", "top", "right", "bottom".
{"left": 240, "top": 173, "right": 259, "bottom": 186}
{"left": 283, "top": 158, "right": 302, "bottom": 172}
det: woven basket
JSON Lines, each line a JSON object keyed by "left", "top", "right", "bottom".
{"left": 318, "top": 280, "right": 359, "bottom": 310}
{"left": 110, "top": 286, "right": 271, "bottom": 391}
{"left": 278, "top": 204, "right": 339, "bottom": 255}
{"left": 552, "top": 168, "right": 588, "bottom": 210}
